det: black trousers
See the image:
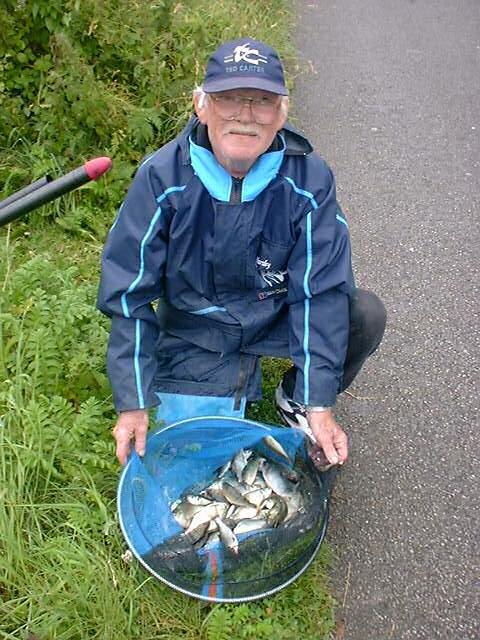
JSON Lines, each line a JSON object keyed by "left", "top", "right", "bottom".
{"left": 281, "top": 288, "right": 387, "bottom": 400}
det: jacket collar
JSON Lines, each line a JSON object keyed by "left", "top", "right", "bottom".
{"left": 189, "top": 132, "right": 286, "bottom": 202}
{"left": 179, "top": 115, "right": 313, "bottom": 166}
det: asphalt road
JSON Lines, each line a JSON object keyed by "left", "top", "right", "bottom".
{"left": 292, "top": 1, "right": 479, "bottom": 638}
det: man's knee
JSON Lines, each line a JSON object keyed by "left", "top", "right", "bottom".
{"left": 350, "top": 288, "right": 387, "bottom": 353}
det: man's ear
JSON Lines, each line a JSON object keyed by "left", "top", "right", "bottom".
{"left": 276, "top": 96, "right": 289, "bottom": 131}
{"left": 193, "top": 92, "right": 208, "bottom": 124}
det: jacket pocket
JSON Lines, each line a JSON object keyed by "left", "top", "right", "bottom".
{"left": 250, "top": 236, "right": 292, "bottom": 290}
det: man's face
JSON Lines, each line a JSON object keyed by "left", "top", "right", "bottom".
{"left": 194, "top": 88, "right": 288, "bottom": 177}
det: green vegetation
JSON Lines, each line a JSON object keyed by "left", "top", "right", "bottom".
{"left": 0, "top": 1, "right": 336, "bottom": 638}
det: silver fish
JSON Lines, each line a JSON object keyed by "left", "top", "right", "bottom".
{"left": 203, "top": 532, "right": 221, "bottom": 548}
{"left": 189, "top": 518, "right": 219, "bottom": 547}
{"left": 192, "top": 521, "right": 219, "bottom": 549}
{"left": 185, "top": 521, "right": 210, "bottom": 545}
{"left": 206, "top": 480, "right": 230, "bottom": 503}
{"left": 184, "top": 502, "right": 227, "bottom": 535}
{"left": 215, "top": 517, "right": 239, "bottom": 554}
{"left": 234, "top": 518, "right": 270, "bottom": 535}
{"left": 263, "top": 435, "right": 290, "bottom": 462}
{"left": 222, "top": 481, "right": 255, "bottom": 508}
{"left": 261, "top": 462, "right": 295, "bottom": 499}
{"left": 251, "top": 475, "right": 267, "bottom": 490}
{"left": 285, "top": 489, "right": 304, "bottom": 522}
{"left": 242, "top": 456, "right": 264, "bottom": 486}
{"left": 222, "top": 517, "right": 238, "bottom": 530}
{"left": 229, "top": 506, "right": 259, "bottom": 521}
{"left": 172, "top": 440, "right": 307, "bottom": 552}
{"left": 224, "top": 477, "right": 250, "bottom": 495}
{"left": 172, "top": 501, "right": 207, "bottom": 528}
{"left": 274, "top": 461, "right": 299, "bottom": 483}
{"left": 184, "top": 495, "right": 212, "bottom": 506}
{"left": 231, "top": 448, "right": 252, "bottom": 482}
{"left": 265, "top": 495, "right": 288, "bottom": 527}
{"left": 217, "top": 460, "right": 231, "bottom": 478}
{"left": 243, "top": 487, "right": 272, "bottom": 508}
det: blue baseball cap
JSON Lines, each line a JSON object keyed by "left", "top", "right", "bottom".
{"left": 203, "top": 38, "right": 289, "bottom": 96}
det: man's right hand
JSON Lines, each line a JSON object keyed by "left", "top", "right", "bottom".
{"left": 113, "top": 409, "right": 149, "bottom": 465}
{"left": 307, "top": 408, "right": 348, "bottom": 465}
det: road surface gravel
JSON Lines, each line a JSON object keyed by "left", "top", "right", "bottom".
{"left": 293, "top": 1, "right": 479, "bottom": 638}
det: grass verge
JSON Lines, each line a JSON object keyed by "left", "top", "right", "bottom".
{"left": 0, "top": 2, "right": 336, "bottom": 638}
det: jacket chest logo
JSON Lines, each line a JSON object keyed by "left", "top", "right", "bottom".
{"left": 256, "top": 256, "right": 287, "bottom": 287}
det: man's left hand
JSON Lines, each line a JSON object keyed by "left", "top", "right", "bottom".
{"left": 307, "top": 409, "right": 348, "bottom": 465}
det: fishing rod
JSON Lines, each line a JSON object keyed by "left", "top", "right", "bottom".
{"left": 0, "top": 157, "right": 112, "bottom": 227}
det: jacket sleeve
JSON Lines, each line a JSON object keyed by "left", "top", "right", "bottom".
{"left": 286, "top": 166, "right": 355, "bottom": 407}
{"left": 97, "top": 162, "right": 169, "bottom": 412}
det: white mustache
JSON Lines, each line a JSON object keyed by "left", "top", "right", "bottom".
{"left": 227, "top": 128, "right": 259, "bottom": 136}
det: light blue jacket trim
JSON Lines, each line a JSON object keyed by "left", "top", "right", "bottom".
{"left": 134, "top": 319, "right": 145, "bottom": 408}
{"left": 303, "top": 299, "right": 311, "bottom": 405}
{"left": 336, "top": 213, "right": 348, "bottom": 227}
{"left": 303, "top": 212, "right": 313, "bottom": 299}
{"left": 190, "top": 306, "right": 228, "bottom": 315}
{"left": 121, "top": 185, "right": 186, "bottom": 408}
{"left": 302, "top": 213, "right": 314, "bottom": 404}
{"left": 189, "top": 137, "right": 232, "bottom": 202}
{"left": 109, "top": 202, "right": 124, "bottom": 232}
{"left": 242, "top": 135, "right": 285, "bottom": 202}
{"left": 284, "top": 177, "right": 319, "bottom": 405}
{"left": 189, "top": 135, "right": 285, "bottom": 203}
{"left": 139, "top": 149, "right": 160, "bottom": 169}
{"left": 283, "top": 176, "right": 319, "bottom": 210}
{"left": 120, "top": 186, "right": 186, "bottom": 318}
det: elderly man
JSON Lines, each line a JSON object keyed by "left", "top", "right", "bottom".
{"left": 98, "top": 38, "right": 386, "bottom": 466}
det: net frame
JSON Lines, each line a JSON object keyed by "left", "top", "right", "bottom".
{"left": 117, "top": 415, "right": 330, "bottom": 603}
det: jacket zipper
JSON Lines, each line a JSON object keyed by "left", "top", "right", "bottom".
{"left": 230, "top": 177, "right": 243, "bottom": 204}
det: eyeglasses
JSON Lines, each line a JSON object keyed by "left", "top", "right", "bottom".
{"left": 208, "top": 93, "right": 281, "bottom": 124}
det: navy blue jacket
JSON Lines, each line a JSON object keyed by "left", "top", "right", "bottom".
{"left": 97, "top": 117, "right": 355, "bottom": 412}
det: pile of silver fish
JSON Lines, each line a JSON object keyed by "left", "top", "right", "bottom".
{"left": 170, "top": 436, "right": 305, "bottom": 555}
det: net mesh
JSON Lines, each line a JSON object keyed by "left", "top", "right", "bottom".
{"left": 118, "top": 416, "right": 329, "bottom": 602}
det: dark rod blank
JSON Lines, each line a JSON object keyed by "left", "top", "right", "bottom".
{"left": 0, "top": 157, "right": 112, "bottom": 228}
{"left": 0, "top": 175, "right": 52, "bottom": 210}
